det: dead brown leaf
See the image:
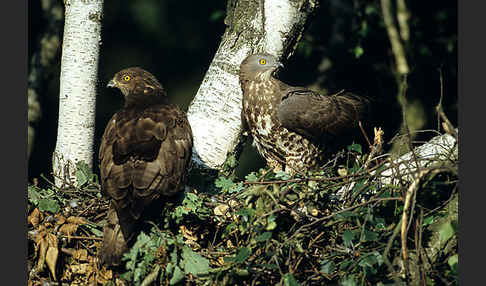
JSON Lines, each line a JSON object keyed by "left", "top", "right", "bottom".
{"left": 46, "top": 246, "right": 58, "bottom": 280}
{"left": 59, "top": 224, "right": 79, "bottom": 243}
{"left": 45, "top": 233, "right": 59, "bottom": 280}
{"left": 73, "top": 249, "right": 89, "bottom": 261}
{"left": 28, "top": 208, "right": 42, "bottom": 228}
{"left": 54, "top": 213, "right": 66, "bottom": 226}
{"left": 36, "top": 236, "right": 48, "bottom": 273}
{"left": 66, "top": 216, "right": 87, "bottom": 225}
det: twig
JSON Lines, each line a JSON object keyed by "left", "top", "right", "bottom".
{"left": 288, "top": 197, "right": 402, "bottom": 241}
{"left": 400, "top": 169, "right": 430, "bottom": 262}
{"left": 383, "top": 221, "right": 404, "bottom": 284}
{"left": 60, "top": 235, "right": 102, "bottom": 241}
{"left": 244, "top": 162, "right": 385, "bottom": 185}
{"left": 436, "top": 69, "right": 458, "bottom": 139}
{"left": 358, "top": 121, "right": 372, "bottom": 149}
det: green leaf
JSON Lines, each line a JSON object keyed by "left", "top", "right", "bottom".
{"left": 347, "top": 143, "right": 362, "bottom": 154}
{"left": 275, "top": 171, "right": 291, "bottom": 180}
{"left": 255, "top": 232, "right": 272, "bottom": 242}
{"left": 181, "top": 247, "right": 210, "bottom": 276}
{"left": 353, "top": 46, "right": 364, "bottom": 58}
{"left": 374, "top": 217, "right": 386, "bottom": 229}
{"left": 75, "top": 161, "right": 91, "bottom": 187}
{"left": 448, "top": 254, "right": 458, "bottom": 274}
{"left": 423, "top": 216, "right": 435, "bottom": 226}
{"left": 225, "top": 247, "right": 251, "bottom": 264}
{"left": 283, "top": 273, "right": 300, "bottom": 286}
{"left": 245, "top": 173, "right": 259, "bottom": 182}
{"left": 169, "top": 265, "right": 184, "bottom": 285}
{"left": 335, "top": 211, "right": 357, "bottom": 219}
{"left": 320, "top": 259, "right": 335, "bottom": 274}
{"left": 341, "top": 274, "right": 357, "bottom": 286}
{"left": 229, "top": 182, "right": 244, "bottom": 194}
{"left": 83, "top": 223, "right": 103, "bottom": 237}
{"left": 234, "top": 247, "right": 251, "bottom": 263}
{"left": 342, "top": 230, "right": 355, "bottom": 247}
{"left": 439, "top": 221, "right": 455, "bottom": 244}
{"left": 363, "top": 229, "right": 379, "bottom": 242}
{"left": 365, "top": 5, "right": 378, "bottom": 15}
{"left": 38, "top": 198, "right": 60, "bottom": 213}
{"left": 215, "top": 176, "right": 234, "bottom": 192}
{"left": 372, "top": 251, "right": 384, "bottom": 266}
{"left": 28, "top": 185, "right": 41, "bottom": 205}
{"left": 358, "top": 254, "right": 378, "bottom": 268}
{"left": 236, "top": 208, "right": 256, "bottom": 218}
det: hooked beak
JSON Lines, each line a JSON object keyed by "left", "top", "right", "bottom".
{"left": 276, "top": 61, "right": 284, "bottom": 68}
{"left": 106, "top": 79, "right": 117, "bottom": 88}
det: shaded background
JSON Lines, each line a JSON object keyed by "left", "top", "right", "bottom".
{"left": 28, "top": 0, "right": 457, "bottom": 182}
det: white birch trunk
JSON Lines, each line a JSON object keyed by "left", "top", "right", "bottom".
{"left": 377, "top": 132, "right": 458, "bottom": 185}
{"left": 52, "top": 0, "right": 103, "bottom": 187}
{"left": 187, "top": 0, "right": 318, "bottom": 171}
{"left": 337, "top": 132, "right": 458, "bottom": 199}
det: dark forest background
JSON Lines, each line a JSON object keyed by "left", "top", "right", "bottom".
{"left": 28, "top": 0, "right": 457, "bottom": 182}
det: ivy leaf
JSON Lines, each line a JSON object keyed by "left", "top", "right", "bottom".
{"left": 363, "top": 229, "right": 379, "bottom": 242}
{"left": 215, "top": 176, "right": 234, "bottom": 192}
{"left": 283, "top": 273, "right": 300, "bottom": 286}
{"left": 423, "top": 216, "right": 435, "bottom": 226}
{"left": 353, "top": 46, "right": 364, "bottom": 58}
{"left": 341, "top": 275, "right": 357, "bottom": 286}
{"left": 448, "top": 254, "right": 458, "bottom": 274}
{"left": 28, "top": 185, "right": 41, "bottom": 205}
{"left": 75, "top": 161, "right": 91, "bottom": 188}
{"left": 342, "top": 230, "right": 355, "bottom": 247}
{"left": 320, "top": 259, "right": 335, "bottom": 274}
{"left": 169, "top": 265, "right": 184, "bottom": 285}
{"left": 38, "top": 198, "right": 60, "bottom": 213}
{"left": 229, "top": 182, "right": 244, "bottom": 194}
{"left": 255, "top": 232, "right": 272, "bottom": 242}
{"left": 181, "top": 247, "right": 210, "bottom": 276}
{"left": 224, "top": 247, "right": 251, "bottom": 264}
{"left": 245, "top": 172, "right": 259, "bottom": 182}
{"left": 347, "top": 143, "right": 362, "bottom": 154}
{"left": 439, "top": 221, "right": 456, "bottom": 244}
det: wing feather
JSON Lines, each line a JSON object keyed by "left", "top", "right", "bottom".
{"left": 277, "top": 88, "right": 370, "bottom": 140}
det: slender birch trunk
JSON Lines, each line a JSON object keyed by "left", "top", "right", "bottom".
{"left": 52, "top": 0, "right": 103, "bottom": 187}
{"left": 187, "top": 0, "right": 318, "bottom": 171}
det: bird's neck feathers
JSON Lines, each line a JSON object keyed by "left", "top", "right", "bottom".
{"left": 240, "top": 68, "right": 276, "bottom": 83}
{"left": 123, "top": 89, "right": 169, "bottom": 109}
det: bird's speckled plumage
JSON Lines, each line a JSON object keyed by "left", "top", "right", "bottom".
{"left": 99, "top": 67, "right": 193, "bottom": 266}
{"left": 239, "top": 53, "right": 370, "bottom": 174}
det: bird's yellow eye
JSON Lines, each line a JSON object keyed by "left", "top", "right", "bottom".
{"left": 259, "top": 59, "right": 266, "bottom": 65}
{"left": 123, "top": 75, "right": 131, "bottom": 81}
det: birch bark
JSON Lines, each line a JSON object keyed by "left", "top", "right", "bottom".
{"left": 187, "top": 0, "right": 318, "bottom": 171}
{"left": 52, "top": 0, "right": 103, "bottom": 187}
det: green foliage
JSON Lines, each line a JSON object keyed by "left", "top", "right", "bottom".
{"left": 439, "top": 220, "right": 457, "bottom": 245}
{"left": 28, "top": 185, "right": 61, "bottom": 213}
{"left": 172, "top": 192, "right": 209, "bottom": 223}
{"left": 75, "top": 161, "right": 98, "bottom": 188}
{"left": 181, "top": 246, "right": 210, "bottom": 275}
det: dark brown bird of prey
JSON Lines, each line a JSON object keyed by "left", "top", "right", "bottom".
{"left": 239, "top": 53, "right": 371, "bottom": 174}
{"left": 99, "top": 67, "right": 193, "bottom": 266}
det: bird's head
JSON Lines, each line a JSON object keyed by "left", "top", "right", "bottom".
{"left": 107, "top": 67, "right": 166, "bottom": 98}
{"left": 239, "top": 53, "right": 283, "bottom": 82}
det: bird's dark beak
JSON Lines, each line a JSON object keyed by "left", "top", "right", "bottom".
{"left": 106, "top": 79, "right": 117, "bottom": 88}
{"left": 276, "top": 62, "right": 284, "bottom": 68}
